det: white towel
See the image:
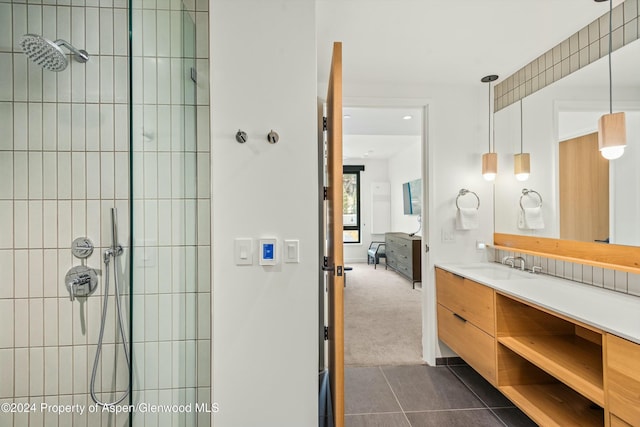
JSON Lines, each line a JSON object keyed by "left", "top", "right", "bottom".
{"left": 518, "top": 206, "right": 544, "bottom": 229}
{"left": 456, "top": 208, "right": 478, "bottom": 230}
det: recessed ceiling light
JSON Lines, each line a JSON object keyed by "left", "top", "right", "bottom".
{"left": 403, "top": 115, "right": 412, "bottom": 120}
{"left": 343, "top": 114, "right": 351, "bottom": 119}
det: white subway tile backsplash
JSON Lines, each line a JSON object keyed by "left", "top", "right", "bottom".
{"left": 604, "top": 268, "right": 616, "bottom": 290}
{"left": 615, "top": 270, "right": 628, "bottom": 293}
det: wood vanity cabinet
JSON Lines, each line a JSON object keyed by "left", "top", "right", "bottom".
{"left": 435, "top": 268, "right": 496, "bottom": 384}
{"left": 435, "top": 267, "right": 640, "bottom": 427}
{"left": 606, "top": 334, "right": 640, "bottom": 426}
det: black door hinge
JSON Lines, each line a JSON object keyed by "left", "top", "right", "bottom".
{"left": 323, "top": 186, "right": 328, "bottom": 200}
{"left": 324, "top": 326, "right": 329, "bottom": 340}
{"left": 323, "top": 116, "right": 328, "bottom": 131}
{"left": 322, "top": 256, "right": 334, "bottom": 273}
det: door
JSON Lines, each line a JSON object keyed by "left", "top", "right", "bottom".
{"left": 559, "top": 132, "right": 609, "bottom": 242}
{"left": 324, "top": 41, "right": 344, "bottom": 427}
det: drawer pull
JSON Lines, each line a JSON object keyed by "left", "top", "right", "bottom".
{"left": 453, "top": 313, "right": 468, "bottom": 323}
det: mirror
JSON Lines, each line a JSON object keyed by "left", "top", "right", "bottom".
{"left": 494, "top": 37, "right": 640, "bottom": 246}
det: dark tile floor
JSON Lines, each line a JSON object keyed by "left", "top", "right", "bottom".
{"left": 345, "top": 364, "right": 538, "bottom": 427}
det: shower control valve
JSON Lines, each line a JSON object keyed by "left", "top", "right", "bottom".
{"left": 65, "top": 265, "right": 98, "bottom": 301}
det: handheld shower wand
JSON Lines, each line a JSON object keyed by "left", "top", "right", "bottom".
{"left": 90, "top": 208, "right": 130, "bottom": 407}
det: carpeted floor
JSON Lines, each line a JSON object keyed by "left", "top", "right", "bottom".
{"left": 344, "top": 262, "right": 423, "bottom": 366}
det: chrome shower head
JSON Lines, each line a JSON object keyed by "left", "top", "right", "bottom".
{"left": 19, "top": 34, "right": 89, "bottom": 72}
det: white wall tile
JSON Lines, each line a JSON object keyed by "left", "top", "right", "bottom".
{"left": 0, "top": 350, "right": 14, "bottom": 399}
{"left": 604, "top": 268, "right": 616, "bottom": 290}
{"left": 0, "top": 4, "right": 12, "bottom": 53}
{"left": 100, "top": 55, "right": 114, "bottom": 103}
{"left": 197, "top": 339, "right": 210, "bottom": 387}
{"left": 71, "top": 62, "right": 87, "bottom": 103}
{"left": 593, "top": 267, "right": 604, "bottom": 287}
{"left": 615, "top": 270, "right": 628, "bottom": 293}
{"left": 114, "top": 8, "right": 128, "bottom": 56}
{"left": 58, "top": 297, "right": 73, "bottom": 346}
{"left": 142, "top": 9, "right": 157, "bottom": 57}
{"left": 86, "top": 104, "right": 100, "bottom": 151}
{"left": 71, "top": 104, "right": 86, "bottom": 151}
{"left": 14, "top": 251, "right": 28, "bottom": 299}
{"left": 157, "top": 57, "right": 171, "bottom": 104}
{"left": 43, "top": 249, "right": 58, "bottom": 297}
{"left": 86, "top": 152, "right": 101, "bottom": 199}
{"left": 58, "top": 346, "right": 73, "bottom": 394}
{"left": 72, "top": 345, "right": 87, "bottom": 394}
{"left": 56, "top": 64, "right": 72, "bottom": 103}
{"left": 85, "top": 54, "right": 100, "bottom": 103}
{"left": 14, "top": 201, "right": 29, "bottom": 249}
{"left": 0, "top": 103, "right": 13, "bottom": 150}
{"left": 172, "top": 293, "right": 185, "bottom": 340}
{"left": 42, "top": 70, "right": 58, "bottom": 103}
{"left": 28, "top": 201, "right": 43, "bottom": 248}
{"left": 158, "top": 341, "right": 172, "bottom": 388}
{"left": 144, "top": 341, "right": 159, "bottom": 389}
{"left": 143, "top": 152, "right": 158, "bottom": 198}
{"left": 0, "top": 300, "right": 14, "bottom": 348}
{"left": 72, "top": 199, "right": 87, "bottom": 240}
{"left": 29, "top": 298, "right": 44, "bottom": 346}
{"left": 185, "top": 293, "right": 196, "bottom": 339}
{"left": 42, "top": 152, "right": 58, "bottom": 199}
{"left": 114, "top": 104, "right": 128, "bottom": 151}
{"left": 195, "top": 12, "right": 208, "bottom": 59}
{"left": 144, "top": 58, "right": 159, "bottom": 105}
{"left": 144, "top": 294, "right": 158, "bottom": 340}
{"left": 71, "top": 152, "right": 87, "bottom": 199}
{"left": 0, "top": 152, "right": 13, "bottom": 200}
{"left": 13, "top": 55, "right": 28, "bottom": 103}
{"left": 197, "top": 153, "right": 210, "bottom": 199}
{"left": 185, "top": 340, "right": 196, "bottom": 387}
{"left": 197, "top": 247, "right": 210, "bottom": 293}
{"left": 57, "top": 152, "right": 71, "bottom": 199}
{"left": 197, "top": 200, "right": 210, "bottom": 245}
{"left": 14, "top": 152, "right": 28, "bottom": 199}
{"left": 197, "top": 296, "right": 209, "bottom": 340}
{"left": 43, "top": 297, "right": 58, "bottom": 346}
{"left": 29, "top": 346, "right": 44, "bottom": 396}
{"left": 114, "top": 56, "right": 128, "bottom": 103}
{"left": 85, "top": 7, "right": 100, "bottom": 55}
{"left": 57, "top": 104, "right": 71, "bottom": 151}
{"left": 28, "top": 249, "right": 43, "bottom": 298}
{"left": 100, "top": 151, "right": 115, "bottom": 199}
{"left": 100, "top": 8, "right": 114, "bottom": 55}
{"left": 14, "top": 348, "right": 29, "bottom": 397}
{"left": 196, "top": 106, "right": 210, "bottom": 152}
{"left": 28, "top": 104, "right": 43, "bottom": 150}
{"left": 628, "top": 273, "right": 640, "bottom": 296}
{"left": 14, "top": 299, "right": 29, "bottom": 350}
{"left": 0, "top": 251, "right": 13, "bottom": 298}
{"left": 13, "top": 103, "right": 28, "bottom": 151}
{"left": 0, "top": 202, "right": 13, "bottom": 249}
{"left": 44, "top": 347, "right": 59, "bottom": 396}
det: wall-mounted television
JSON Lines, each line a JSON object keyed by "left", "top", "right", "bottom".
{"left": 402, "top": 179, "right": 422, "bottom": 215}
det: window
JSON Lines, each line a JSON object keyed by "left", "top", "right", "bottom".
{"left": 343, "top": 165, "right": 365, "bottom": 243}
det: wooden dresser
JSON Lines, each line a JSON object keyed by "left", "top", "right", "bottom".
{"left": 384, "top": 232, "right": 421, "bottom": 288}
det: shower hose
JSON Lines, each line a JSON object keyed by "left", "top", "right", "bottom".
{"left": 90, "top": 246, "right": 131, "bottom": 407}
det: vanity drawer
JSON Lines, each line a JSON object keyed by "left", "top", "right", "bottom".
{"left": 606, "top": 334, "right": 640, "bottom": 426}
{"left": 435, "top": 268, "right": 495, "bottom": 336}
{"left": 438, "top": 303, "right": 496, "bottom": 385}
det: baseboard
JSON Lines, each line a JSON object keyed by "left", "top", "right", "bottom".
{"left": 435, "top": 356, "right": 467, "bottom": 366}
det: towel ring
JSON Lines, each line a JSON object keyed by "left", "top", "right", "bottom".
{"left": 519, "top": 188, "right": 542, "bottom": 210}
{"left": 456, "top": 189, "right": 480, "bottom": 210}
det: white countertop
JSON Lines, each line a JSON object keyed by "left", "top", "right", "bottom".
{"left": 436, "top": 262, "right": 640, "bottom": 345}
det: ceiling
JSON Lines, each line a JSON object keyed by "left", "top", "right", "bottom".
{"left": 318, "top": 0, "right": 623, "bottom": 160}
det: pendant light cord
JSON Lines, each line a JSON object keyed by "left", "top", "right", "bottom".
{"left": 488, "top": 82, "right": 492, "bottom": 152}
{"left": 608, "top": 0, "right": 613, "bottom": 114}
{"left": 520, "top": 100, "right": 524, "bottom": 154}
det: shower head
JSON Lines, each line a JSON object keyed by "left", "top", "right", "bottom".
{"left": 19, "top": 34, "right": 89, "bottom": 72}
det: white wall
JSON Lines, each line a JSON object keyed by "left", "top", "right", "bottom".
{"left": 210, "top": 1, "right": 318, "bottom": 426}
{"left": 388, "top": 139, "right": 422, "bottom": 233}
{"left": 343, "top": 158, "right": 388, "bottom": 263}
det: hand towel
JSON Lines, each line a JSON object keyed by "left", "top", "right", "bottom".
{"left": 456, "top": 207, "right": 478, "bottom": 230}
{"left": 520, "top": 206, "right": 544, "bottom": 229}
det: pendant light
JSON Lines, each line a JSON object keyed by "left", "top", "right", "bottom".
{"left": 481, "top": 75, "right": 498, "bottom": 181}
{"left": 514, "top": 99, "right": 530, "bottom": 181}
{"left": 598, "top": 0, "right": 626, "bottom": 160}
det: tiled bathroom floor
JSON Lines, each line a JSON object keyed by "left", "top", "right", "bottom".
{"left": 345, "top": 364, "right": 537, "bottom": 427}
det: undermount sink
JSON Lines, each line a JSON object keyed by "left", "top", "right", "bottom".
{"left": 456, "top": 264, "right": 536, "bottom": 280}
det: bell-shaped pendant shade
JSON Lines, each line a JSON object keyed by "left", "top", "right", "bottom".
{"left": 482, "top": 152, "right": 497, "bottom": 181}
{"left": 598, "top": 112, "right": 626, "bottom": 160}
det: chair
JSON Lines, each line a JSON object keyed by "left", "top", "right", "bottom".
{"left": 367, "top": 241, "right": 386, "bottom": 269}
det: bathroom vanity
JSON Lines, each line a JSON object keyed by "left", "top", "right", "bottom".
{"left": 435, "top": 263, "right": 640, "bottom": 427}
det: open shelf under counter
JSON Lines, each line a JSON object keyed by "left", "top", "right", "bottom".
{"left": 498, "top": 334, "right": 604, "bottom": 406}
{"left": 500, "top": 383, "right": 604, "bottom": 427}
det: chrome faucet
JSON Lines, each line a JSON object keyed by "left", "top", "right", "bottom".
{"left": 502, "top": 256, "right": 515, "bottom": 267}
{"left": 513, "top": 256, "right": 526, "bottom": 271}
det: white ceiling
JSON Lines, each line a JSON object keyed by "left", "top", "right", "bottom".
{"left": 318, "top": 0, "right": 625, "bottom": 160}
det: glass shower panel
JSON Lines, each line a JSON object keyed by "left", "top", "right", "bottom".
{"left": 130, "top": 3, "right": 210, "bottom": 427}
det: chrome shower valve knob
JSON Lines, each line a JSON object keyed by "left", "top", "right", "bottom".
{"left": 65, "top": 265, "right": 98, "bottom": 301}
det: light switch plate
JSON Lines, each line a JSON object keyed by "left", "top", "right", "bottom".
{"left": 234, "top": 238, "right": 253, "bottom": 265}
{"left": 284, "top": 239, "right": 299, "bottom": 263}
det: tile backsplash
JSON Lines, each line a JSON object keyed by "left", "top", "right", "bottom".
{"left": 493, "top": 248, "right": 640, "bottom": 297}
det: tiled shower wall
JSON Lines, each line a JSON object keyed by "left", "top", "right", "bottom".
{"left": 495, "top": 0, "right": 640, "bottom": 111}
{"left": 130, "top": 1, "right": 211, "bottom": 426}
{"left": 0, "top": 1, "right": 211, "bottom": 426}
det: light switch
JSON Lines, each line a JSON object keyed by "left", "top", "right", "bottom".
{"left": 234, "top": 238, "right": 253, "bottom": 265}
{"left": 284, "top": 239, "right": 299, "bottom": 263}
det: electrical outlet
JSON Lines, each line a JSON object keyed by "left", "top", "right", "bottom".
{"left": 441, "top": 229, "right": 456, "bottom": 243}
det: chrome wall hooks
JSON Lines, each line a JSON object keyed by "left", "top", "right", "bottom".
{"left": 267, "top": 130, "right": 279, "bottom": 144}
{"left": 235, "top": 129, "right": 248, "bottom": 143}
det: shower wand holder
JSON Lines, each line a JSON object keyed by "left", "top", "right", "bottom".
{"left": 65, "top": 265, "right": 98, "bottom": 301}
